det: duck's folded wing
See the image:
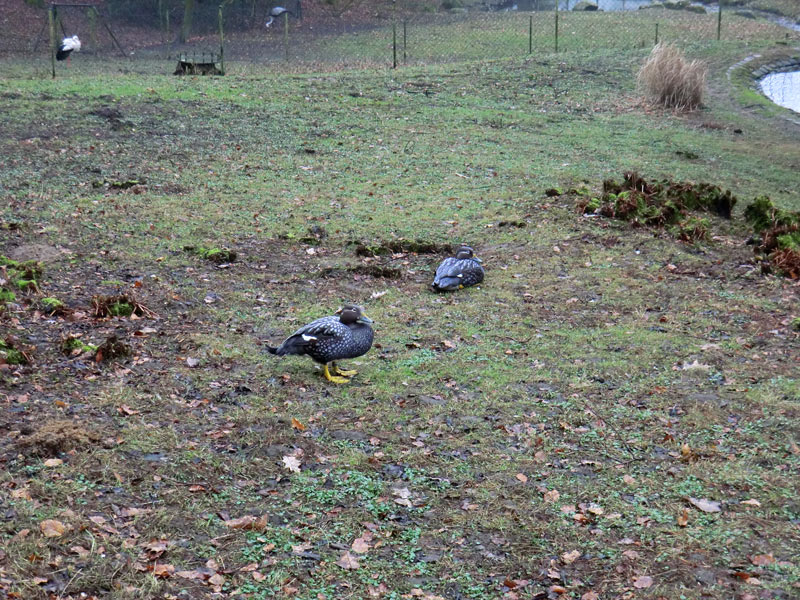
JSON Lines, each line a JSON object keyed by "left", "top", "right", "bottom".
{"left": 289, "top": 316, "right": 346, "bottom": 341}
{"left": 434, "top": 258, "right": 462, "bottom": 281}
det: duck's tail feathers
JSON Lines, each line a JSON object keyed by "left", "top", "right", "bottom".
{"left": 432, "top": 278, "right": 460, "bottom": 291}
{"left": 267, "top": 336, "right": 308, "bottom": 356}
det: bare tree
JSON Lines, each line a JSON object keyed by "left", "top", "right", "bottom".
{"left": 179, "top": 0, "right": 194, "bottom": 42}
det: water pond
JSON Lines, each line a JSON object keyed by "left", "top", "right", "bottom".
{"left": 760, "top": 71, "right": 800, "bottom": 114}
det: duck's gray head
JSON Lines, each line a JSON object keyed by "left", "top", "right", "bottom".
{"left": 337, "top": 304, "right": 373, "bottom": 325}
{"left": 456, "top": 246, "right": 481, "bottom": 262}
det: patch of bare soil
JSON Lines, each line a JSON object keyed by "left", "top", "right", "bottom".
{"left": 5, "top": 243, "right": 69, "bottom": 263}
{"left": 353, "top": 239, "right": 452, "bottom": 256}
{"left": 16, "top": 420, "right": 102, "bottom": 457}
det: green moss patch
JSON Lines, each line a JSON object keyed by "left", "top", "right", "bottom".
{"left": 744, "top": 196, "right": 800, "bottom": 278}
{"left": 1, "top": 255, "right": 43, "bottom": 305}
{"left": 91, "top": 294, "right": 156, "bottom": 318}
{"left": 39, "top": 296, "right": 67, "bottom": 316}
{"left": 0, "top": 338, "right": 30, "bottom": 365}
{"left": 579, "top": 172, "right": 736, "bottom": 234}
{"left": 183, "top": 245, "right": 237, "bottom": 264}
{"left": 60, "top": 335, "right": 98, "bottom": 356}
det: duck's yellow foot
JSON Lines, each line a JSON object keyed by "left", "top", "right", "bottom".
{"left": 332, "top": 362, "right": 358, "bottom": 377}
{"left": 324, "top": 363, "right": 350, "bottom": 384}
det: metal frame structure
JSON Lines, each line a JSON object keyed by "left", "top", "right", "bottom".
{"left": 33, "top": 0, "right": 126, "bottom": 77}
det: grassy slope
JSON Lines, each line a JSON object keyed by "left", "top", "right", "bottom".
{"left": 1, "top": 12, "right": 799, "bottom": 600}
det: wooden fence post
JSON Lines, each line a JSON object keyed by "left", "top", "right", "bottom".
{"left": 555, "top": 7, "right": 559, "bottom": 53}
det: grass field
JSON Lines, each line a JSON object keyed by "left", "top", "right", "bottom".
{"left": 1, "top": 11, "right": 799, "bottom": 600}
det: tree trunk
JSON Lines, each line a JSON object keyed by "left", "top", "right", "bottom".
{"left": 180, "top": 0, "right": 195, "bottom": 43}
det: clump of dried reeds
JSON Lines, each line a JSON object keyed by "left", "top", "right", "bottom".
{"left": 637, "top": 42, "right": 706, "bottom": 111}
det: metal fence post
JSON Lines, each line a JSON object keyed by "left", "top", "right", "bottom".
{"left": 393, "top": 20, "right": 397, "bottom": 68}
{"left": 283, "top": 10, "right": 289, "bottom": 62}
{"left": 218, "top": 4, "right": 224, "bottom": 74}
{"left": 716, "top": 0, "right": 722, "bottom": 41}
{"left": 403, "top": 20, "right": 407, "bottom": 65}
{"left": 529, "top": 15, "right": 532, "bottom": 55}
{"left": 655, "top": 22, "right": 659, "bottom": 45}
{"left": 88, "top": 7, "right": 97, "bottom": 49}
{"left": 49, "top": 5, "right": 56, "bottom": 78}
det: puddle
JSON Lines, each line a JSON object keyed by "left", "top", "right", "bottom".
{"left": 760, "top": 71, "right": 800, "bottom": 114}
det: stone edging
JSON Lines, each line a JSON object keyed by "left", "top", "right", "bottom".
{"left": 751, "top": 56, "right": 800, "bottom": 79}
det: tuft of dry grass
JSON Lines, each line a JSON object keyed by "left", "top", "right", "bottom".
{"left": 637, "top": 42, "right": 707, "bottom": 111}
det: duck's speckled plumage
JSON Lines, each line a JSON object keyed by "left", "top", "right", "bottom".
{"left": 432, "top": 246, "right": 484, "bottom": 291}
{"left": 267, "top": 305, "right": 374, "bottom": 383}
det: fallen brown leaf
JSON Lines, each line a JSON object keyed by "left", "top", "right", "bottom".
{"left": 543, "top": 489, "right": 560, "bottom": 503}
{"left": 561, "top": 550, "right": 580, "bottom": 565}
{"left": 282, "top": 455, "right": 301, "bottom": 473}
{"left": 40, "top": 519, "right": 67, "bottom": 538}
{"left": 689, "top": 497, "right": 721, "bottom": 513}
{"left": 224, "top": 515, "right": 269, "bottom": 531}
{"left": 368, "top": 582, "right": 389, "bottom": 597}
{"left": 351, "top": 536, "right": 371, "bottom": 554}
{"left": 11, "top": 488, "right": 32, "bottom": 500}
{"left": 291, "top": 542, "right": 312, "bottom": 555}
{"left": 152, "top": 563, "right": 174, "bottom": 578}
{"left": 336, "top": 551, "right": 360, "bottom": 570}
{"left": 143, "top": 540, "right": 168, "bottom": 558}
{"left": 677, "top": 508, "right": 689, "bottom": 527}
{"left": 175, "top": 569, "right": 207, "bottom": 580}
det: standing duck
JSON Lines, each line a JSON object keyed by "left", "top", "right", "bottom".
{"left": 432, "top": 246, "right": 484, "bottom": 292}
{"left": 267, "top": 305, "right": 374, "bottom": 383}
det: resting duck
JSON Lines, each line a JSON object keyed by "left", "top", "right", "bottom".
{"left": 432, "top": 246, "right": 484, "bottom": 292}
{"left": 267, "top": 305, "right": 374, "bottom": 383}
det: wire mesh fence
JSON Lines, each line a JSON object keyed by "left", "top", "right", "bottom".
{"left": 11, "top": 1, "right": 800, "bottom": 71}
{"left": 215, "top": 1, "right": 795, "bottom": 70}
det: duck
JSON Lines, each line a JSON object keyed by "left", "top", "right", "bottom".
{"left": 267, "top": 305, "right": 374, "bottom": 384}
{"left": 432, "top": 245, "right": 484, "bottom": 292}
